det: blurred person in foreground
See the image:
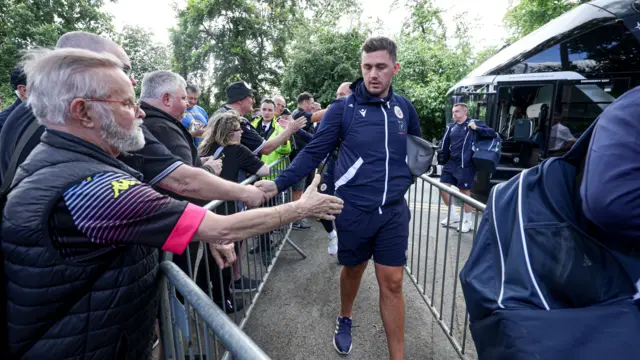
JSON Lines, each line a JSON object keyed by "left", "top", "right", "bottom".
{"left": 0, "top": 47, "right": 343, "bottom": 360}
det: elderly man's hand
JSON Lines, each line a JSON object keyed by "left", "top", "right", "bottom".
{"left": 296, "top": 174, "right": 343, "bottom": 220}
{"left": 209, "top": 243, "right": 236, "bottom": 268}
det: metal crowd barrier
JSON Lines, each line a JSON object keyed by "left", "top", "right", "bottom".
{"left": 157, "top": 156, "right": 304, "bottom": 360}
{"left": 405, "top": 174, "right": 486, "bottom": 360}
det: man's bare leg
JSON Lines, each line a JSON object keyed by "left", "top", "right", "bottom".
{"left": 460, "top": 189, "right": 473, "bottom": 214}
{"left": 375, "top": 263, "right": 405, "bottom": 360}
{"left": 439, "top": 183, "right": 452, "bottom": 206}
{"left": 340, "top": 261, "right": 368, "bottom": 317}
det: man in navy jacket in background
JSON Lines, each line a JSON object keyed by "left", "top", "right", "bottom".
{"left": 256, "top": 36, "right": 421, "bottom": 360}
{"left": 438, "top": 103, "right": 496, "bottom": 233}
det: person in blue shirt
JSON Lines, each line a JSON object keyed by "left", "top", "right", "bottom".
{"left": 256, "top": 37, "right": 422, "bottom": 360}
{"left": 0, "top": 66, "right": 27, "bottom": 133}
{"left": 438, "top": 103, "right": 496, "bottom": 233}
{"left": 182, "top": 83, "right": 209, "bottom": 148}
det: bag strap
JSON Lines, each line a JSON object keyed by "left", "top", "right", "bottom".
{"left": 0, "top": 120, "right": 42, "bottom": 195}
{"left": 213, "top": 146, "right": 225, "bottom": 160}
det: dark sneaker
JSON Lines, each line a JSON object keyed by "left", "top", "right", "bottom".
{"left": 231, "top": 276, "right": 260, "bottom": 293}
{"left": 292, "top": 220, "right": 311, "bottom": 230}
{"left": 333, "top": 316, "right": 353, "bottom": 355}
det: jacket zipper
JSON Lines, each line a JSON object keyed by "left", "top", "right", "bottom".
{"left": 461, "top": 131, "right": 471, "bottom": 169}
{"left": 380, "top": 103, "right": 390, "bottom": 214}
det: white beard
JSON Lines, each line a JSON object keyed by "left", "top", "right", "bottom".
{"left": 101, "top": 115, "right": 145, "bottom": 153}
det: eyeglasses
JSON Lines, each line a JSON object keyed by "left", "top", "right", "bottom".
{"left": 84, "top": 98, "right": 140, "bottom": 113}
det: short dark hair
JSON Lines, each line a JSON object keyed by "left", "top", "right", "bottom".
{"left": 261, "top": 99, "right": 276, "bottom": 107}
{"left": 186, "top": 83, "right": 200, "bottom": 94}
{"left": 362, "top": 36, "right": 397, "bottom": 63}
{"left": 297, "top": 92, "right": 313, "bottom": 104}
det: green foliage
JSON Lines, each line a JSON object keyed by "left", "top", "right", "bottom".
{"left": 170, "top": 0, "right": 303, "bottom": 107}
{"left": 393, "top": 0, "right": 475, "bottom": 140}
{"left": 170, "top": 0, "right": 354, "bottom": 109}
{"left": 0, "top": 0, "right": 116, "bottom": 107}
{"left": 504, "top": 0, "right": 589, "bottom": 41}
{"left": 114, "top": 25, "right": 172, "bottom": 97}
{"left": 280, "top": 27, "right": 368, "bottom": 106}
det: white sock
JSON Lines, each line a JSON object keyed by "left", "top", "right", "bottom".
{"left": 449, "top": 207, "right": 458, "bottom": 219}
{"left": 329, "top": 230, "right": 337, "bottom": 239}
{"left": 463, "top": 212, "right": 472, "bottom": 222}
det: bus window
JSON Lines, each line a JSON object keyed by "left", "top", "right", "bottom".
{"left": 499, "top": 21, "right": 640, "bottom": 75}
{"left": 495, "top": 84, "right": 554, "bottom": 141}
{"left": 549, "top": 81, "right": 616, "bottom": 156}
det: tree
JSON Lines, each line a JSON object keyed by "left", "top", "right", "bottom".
{"left": 169, "top": 0, "right": 355, "bottom": 111}
{"left": 170, "top": 0, "right": 301, "bottom": 107}
{"left": 393, "top": 0, "right": 475, "bottom": 140}
{"left": 114, "top": 25, "right": 172, "bottom": 96}
{"left": 504, "top": 0, "right": 589, "bottom": 41}
{"left": 0, "top": 0, "right": 116, "bottom": 107}
{"left": 280, "top": 27, "right": 368, "bottom": 106}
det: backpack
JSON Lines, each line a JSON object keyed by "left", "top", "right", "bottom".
{"left": 472, "top": 135, "right": 502, "bottom": 174}
{"left": 459, "top": 119, "right": 640, "bottom": 360}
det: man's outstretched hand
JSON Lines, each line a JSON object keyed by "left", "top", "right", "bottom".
{"left": 255, "top": 180, "right": 278, "bottom": 199}
{"left": 297, "top": 174, "right": 343, "bottom": 221}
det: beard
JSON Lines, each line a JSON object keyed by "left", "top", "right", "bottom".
{"left": 100, "top": 113, "right": 145, "bottom": 153}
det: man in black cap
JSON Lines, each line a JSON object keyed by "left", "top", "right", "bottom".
{"left": 0, "top": 66, "right": 28, "bottom": 132}
{"left": 215, "top": 81, "right": 305, "bottom": 156}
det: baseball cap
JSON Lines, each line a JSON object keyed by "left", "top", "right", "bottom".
{"left": 226, "top": 81, "right": 256, "bottom": 104}
{"left": 10, "top": 66, "right": 26, "bottom": 91}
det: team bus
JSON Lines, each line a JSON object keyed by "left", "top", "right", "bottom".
{"left": 445, "top": 0, "right": 640, "bottom": 201}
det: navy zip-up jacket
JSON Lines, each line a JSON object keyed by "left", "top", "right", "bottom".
{"left": 274, "top": 80, "right": 422, "bottom": 213}
{"left": 438, "top": 118, "right": 496, "bottom": 168}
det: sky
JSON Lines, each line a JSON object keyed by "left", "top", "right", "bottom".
{"left": 103, "top": 0, "right": 511, "bottom": 52}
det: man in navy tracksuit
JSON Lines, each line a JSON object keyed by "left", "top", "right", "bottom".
{"left": 256, "top": 37, "right": 421, "bottom": 360}
{"left": 438, "top": 103, "right": 495, "bottom": 233}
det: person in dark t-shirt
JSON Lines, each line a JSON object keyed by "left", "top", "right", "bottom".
{"left": 200, "top": 111, "right": 269, "bottom": 292}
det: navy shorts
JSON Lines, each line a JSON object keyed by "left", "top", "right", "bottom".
{"left": 440, "top": 164, "right": 476, "bottom": 190}
{"left": 335, "top": 200, "right": 410, "bottom": 267}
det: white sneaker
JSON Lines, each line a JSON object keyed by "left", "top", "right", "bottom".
{"left": 458, "top": 220, "right": 473, "bottom": 233}
{"left": 328, "top": 234, "right": 338, "bottom": 256}
{"left": 441, "top": 213, "right": 460, "bottom": 227}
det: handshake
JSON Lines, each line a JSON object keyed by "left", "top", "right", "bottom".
{"left": 242, "top": 174, "right": 343, "bottom": 221}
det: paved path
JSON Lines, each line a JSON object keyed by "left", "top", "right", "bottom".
{"left": 242, "top": 220, "right": 467, "bottom": 360}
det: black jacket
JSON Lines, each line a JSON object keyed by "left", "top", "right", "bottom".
{"left": 1, "top": 130, "right": 158, "bottom": 359}
{"left": 141, "top": 102, "right": 208, "bottom": 205}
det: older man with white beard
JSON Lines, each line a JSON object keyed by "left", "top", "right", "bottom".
{"left": 0, "top": 48, "right": 343, "bottom": 360}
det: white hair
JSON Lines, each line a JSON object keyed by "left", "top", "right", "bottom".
{"left": 23, "top": 48, "right": 125, "bottom": 126}
{"left": 140, "top": 70, "right": 187, "bottom": 100}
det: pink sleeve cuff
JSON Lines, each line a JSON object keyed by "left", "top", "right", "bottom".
{"left": 162, "top": 203, "right": 207, "bottom": 254}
